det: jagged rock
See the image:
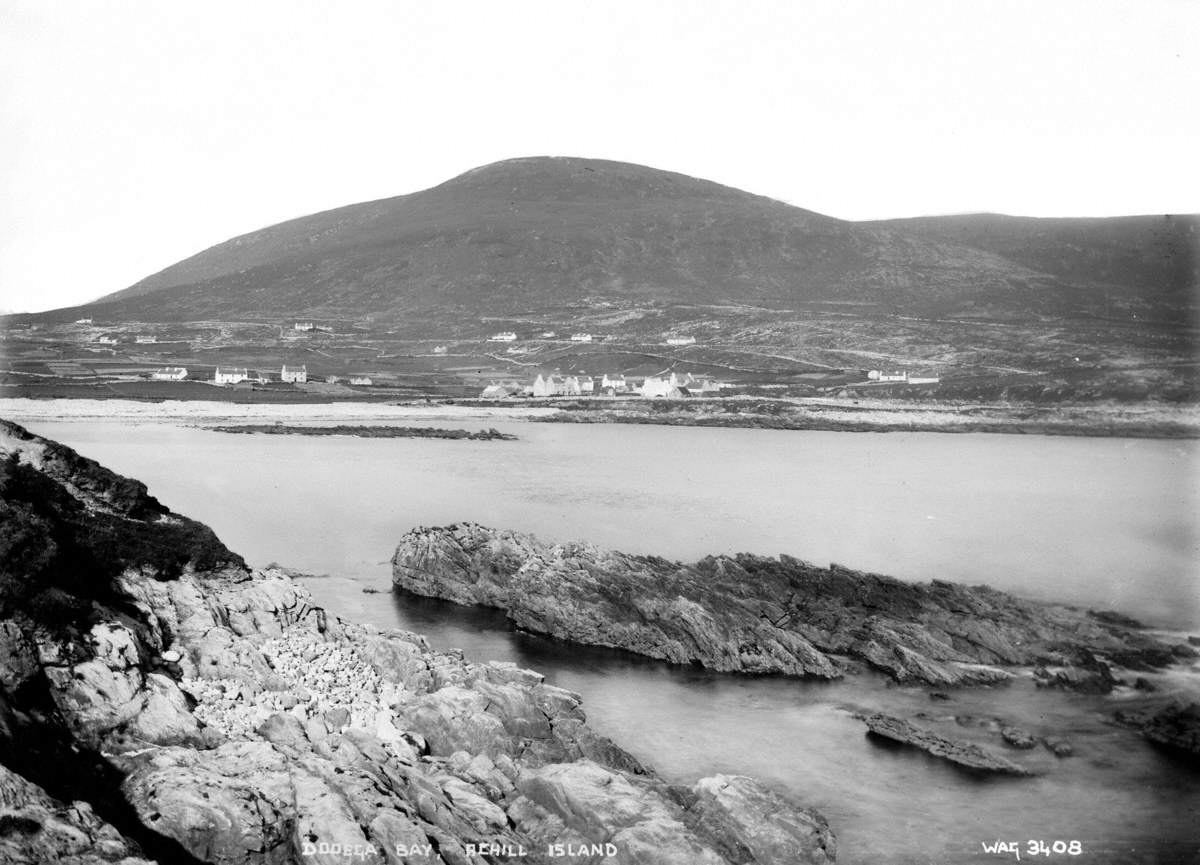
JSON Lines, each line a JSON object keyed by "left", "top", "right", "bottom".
{"left": 1033, "top": 657, "right": 1118, "bottom": 694}
{"left": 691, "top": 774, "right": 836, "bottom": 865}
{"left": 514, "top": 760, "right": 728, "bottom": 864}
{"left": 1141, "top": 703, "right": 1200, "bottom": 762}
{"left": 2, "top": 419, "right": 838, "bottom": 865}
{"left": 0, "top": 764, "right": 154, "bottom": 865}
{"left": 1000, "top": 726, "right": 1038, "bottom": 749}
{"left": 858, "top": 713, "right": 1032, "bottom": 775}
{"left": 392, "top": 523, "right": 1182, "bottom": 687}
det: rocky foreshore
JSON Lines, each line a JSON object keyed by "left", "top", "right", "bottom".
{"left": 0, "top": 418, "right": 835, "bottom": 864}
{"left": 390, "top": 524, "right": 1195, "bottom": 689}
{"left": 209, "top": 424, "right": 517, "bottom": 441}
{"left": 856, "top": 713, "right": 1032, "bottom": 776}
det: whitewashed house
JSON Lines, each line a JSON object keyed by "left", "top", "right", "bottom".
{"left": 150, "top": 367, "right": 187, "bottom": 381}
{"left": 294, "top": 322, "right": 315, "bottom": 331}
{"left": 640, "top": 376, "right": 677, "bottom": 398}
{"left": 570, "top": 333, "right": 593, "bottom": 343}
{"left": 640, "top": 372, "right": 697, "bottom": 399}
{"left": 480, "top": 382, "right": 521, "bottom": 399}
{"left": 280, "top": 364, "right": 307, "bottom": 383}
{"left": 532, "top": 374, "right": 558, "bottom": 397}
{"left": 666, "top": 335, "right": 696, "bottom": 346}
{"left": 579, "top": 377, "right": 595, "bottom": 395}
{"left": 349, "top": 376, "right": 373, "bottom": 386}
{"left": 135, "top": 335, "right": 158, "bottom": 344}
{"left": 600, "top": 374, "right": 628, "bottom": 394}
{"left": 489, "top": 332, "right": 517, "bottom": 342}
{"left": 213, "top": 367, "right": 250, "bottom": 385}
{"left": 433, "top": 345, "right": 448, "bottom": 355}
{"left": 75, "top": 318, "right": 93, "bottom": 325}
{"left": 96, "top": 336, "right": 118, "bottom": 345}
{"left": 872, "top": 370, "right": 909, "bottom": 382}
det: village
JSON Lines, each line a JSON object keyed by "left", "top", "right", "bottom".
{"left": 2, "top": 316, "right": 945, "bottom": 402}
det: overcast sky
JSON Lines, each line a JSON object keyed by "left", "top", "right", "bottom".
{"left": 2, "top": 0, "right": 1197, "bottom": 313}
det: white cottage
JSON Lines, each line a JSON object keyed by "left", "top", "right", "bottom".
{"left": 213, "top": 367, "right": 250, "bottom": 385}
{"left": 600, "top": 374, "right": 627, "bottom": 394}
{"left": 280, "top": 364, "right": 307, "bottom": 383}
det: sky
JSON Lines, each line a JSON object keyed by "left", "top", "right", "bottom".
{"left": 1, "top": 0, "right": 1198, "bottom": 313}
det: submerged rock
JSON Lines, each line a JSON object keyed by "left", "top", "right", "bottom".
{"left": 391, "top": 523, "right": 1182, "bottom": 687}
{"left": 1000, "top": 726, "right": 1038, "bottom": 749}
{"left": 858, "top": 713, "right": 1033, "bottom": 776}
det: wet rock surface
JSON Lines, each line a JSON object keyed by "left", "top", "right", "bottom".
{"left": 390, "top": 523, "right": 1186, "bottom": 687}
{"left": 0, "top": 419, "right": 836, "bottom": 863}
{"left": 857, "top": 713, "right": 1033, "bottom": 776}
{"left": 1140, "top": 703, "right": 1200, "bottom": 762}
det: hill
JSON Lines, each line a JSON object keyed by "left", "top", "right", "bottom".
{"left": 865, "top": 212, "right": 1199, "bottom": 309}
{"left": 7, "top": 157, "right": 1197, "bottom": 405}
{"left": 58, "top": 157, "right": 1194, "bottom": 327}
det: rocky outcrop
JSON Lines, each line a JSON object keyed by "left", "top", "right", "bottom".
{"left": 858, "top": 713, "right": 1033, "bottom": 776}
{"left": 0, "top": 419, "right": 834, "bottom": 864}
{"left": 0, "top": 763, "right": 154, "bottom": 865}
{"left": 210, "top": 425, "right": 518, "bottom": 441}
{"left": 391, "top": 524, "right": 1190, "bottom": 687}
{"left": 1140, "top": 703, "right": 1200, "bottom": 762}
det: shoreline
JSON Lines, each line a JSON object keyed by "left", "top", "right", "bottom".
{"left": 209, "top": 423, "right": 519, "bottom": 441}
{"left": 4, "top": 395, "right": 1199, "bottom": 439}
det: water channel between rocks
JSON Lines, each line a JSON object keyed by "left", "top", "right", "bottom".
{"left": 15, "top": 410, "right": 1200, "bottom": 864}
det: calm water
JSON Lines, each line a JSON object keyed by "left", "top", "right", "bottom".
{"left": 13, "top": 413, "right": 1200, "bottom": 864}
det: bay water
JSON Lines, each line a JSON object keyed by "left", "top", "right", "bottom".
{"left": 11, "top": 408, "right": 1199, "bottom": 864}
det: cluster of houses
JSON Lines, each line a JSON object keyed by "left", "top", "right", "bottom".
{"left": 482, "top": 331, "right": 696, "bottom": 345}
{"left": 480, "top": 371, "right": 724, "bottom": 400}
{"left": 144, "top": 363, "right": 382, "bottom": 387}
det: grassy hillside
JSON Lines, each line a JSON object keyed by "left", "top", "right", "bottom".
{"left": 865, "top": 212, "right": 1199, "bottom": 307}
{"left": 74, "top": 157, "right": 1116, "bottom": 325}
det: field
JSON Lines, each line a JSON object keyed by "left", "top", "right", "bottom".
{"left": 3, "top": 307, "right": 1197, "bottom": 409}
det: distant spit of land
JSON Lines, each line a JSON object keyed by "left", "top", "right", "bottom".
{"left": 209, "top": 423, "right": 516, "bottom": 440}
{"left": 3, "top": 395, "right": 1198, "bottom": 439}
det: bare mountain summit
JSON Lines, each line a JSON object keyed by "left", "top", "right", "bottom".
{"left": 76, "top": 157, "right": 1196, "bottom": 326}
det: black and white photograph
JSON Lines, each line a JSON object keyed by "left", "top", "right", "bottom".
{"left": 1, "top": 2, "right": 1197, "bottom": 863}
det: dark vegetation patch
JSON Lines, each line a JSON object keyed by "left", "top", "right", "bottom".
{"left": 0, "top": 423, "right": 242, "bottom": 631}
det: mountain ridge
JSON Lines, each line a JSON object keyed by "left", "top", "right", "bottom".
{"left": 53, "top": 155, "right": 1193, "bottom": 328}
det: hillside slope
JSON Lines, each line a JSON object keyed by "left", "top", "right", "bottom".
{"left": 75, "top": 157, "right": 1154, "bottom": 324}
{"left": 866, "top": 213, "right": 1199, "bottom": 307}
